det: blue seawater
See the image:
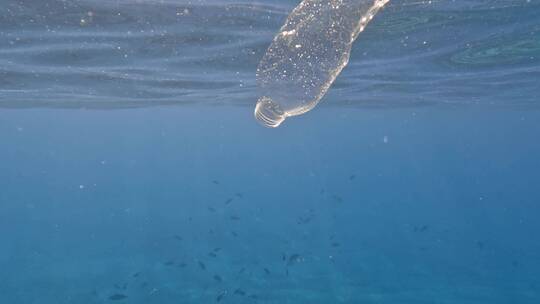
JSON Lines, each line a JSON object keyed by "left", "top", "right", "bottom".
{"left": 1, "top": 0, "right": 539, "bottom": 303}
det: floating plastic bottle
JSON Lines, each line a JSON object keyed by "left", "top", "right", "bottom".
{"left": 254, "top": 0, "right": 390, "bottom": 127}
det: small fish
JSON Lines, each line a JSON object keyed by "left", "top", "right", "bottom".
{"left": 213, "top": 247, "right": 222, "bottom": 252}
{"left": 208, "top": 206, "right": 216, "bottom": 212}
{"left": 332, "top": 195, "right": 343, "bottom": 203}
{"left": 248, "top": 294, "right": 259, "bottom": 300}
{"left": 212, "top": 180, "right": 220, "bottom": 185}
{"left": 208, "top": 252, "right": 217, "bottom": 258}
{"left": 231, "top": 231, "right": 238, "bottom": 237}
{"left": 164, "top": 260, "right": 175, "bottom": 266}
{"left": 132, "top": 272, "right": 141, "bottom": 278}
{"left": 331, "top": 242, "right": 340, "bottom": 247}
{"left": 235, "top": 192, "right": 244, "bottom": 198}
{"left": 237, "top": 267, "right": 246, "bottom": 275}
{"left": 288, "top": 254, "right": 301, "bottom": 266}
{"left": 178, "top": 262, "right": 187, "bottom": 268}
{"left": 476, "top": 241, "right": 485, "bottom": 250}
{"left": 114, "top": 284, "right": 122, "bottom": 289}
{"left": 263, "top": 268, "right": 271, "bottom": 275}
{"left": 297, "top": 216, "right": 312, "bottom": 224}
{"left": 198, "top": 261, "right": 206, "bottom": 270}
{"left": 230, "top": 215, "right": 240, "bottom": 221}
{"left": 109, "top": 294, "right": 128, "bottom": 301}
{"left": 173, "top": 235, "right": 183, "bottom": 241}
{"left": 349, "top": 174, "right": 356, "bottom": 180}
{"left": 282, "top": 253, "right": 287, "bottom": 261}
{"left": 216, "top": 291, "right": 227, "bottom": 302}
{"left": 414, "top": 225, "right": 429, "bottom": 232}
{"left": 213, "top": 275, "right": 223, "bottom": 282}
{"left": 234, "top": 288, "right": 246, "bottom": 296}
{"left": 224, "top": 198, "right": 233, "bottom": 205}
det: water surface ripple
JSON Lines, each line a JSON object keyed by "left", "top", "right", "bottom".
{"left": 1, "top": 0, "right": 538, "bottom": 109}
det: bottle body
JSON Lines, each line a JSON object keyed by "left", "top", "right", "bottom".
{"left": 254, "top": 0, "right": 389, "bottom": 127}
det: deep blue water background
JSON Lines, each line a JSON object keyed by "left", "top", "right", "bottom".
{"left": 1, "top": 0, "right": 540, "bottom": 303}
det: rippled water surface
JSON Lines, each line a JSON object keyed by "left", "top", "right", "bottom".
{"left": 1, "top": 0, "right": 539, "bottom": 108}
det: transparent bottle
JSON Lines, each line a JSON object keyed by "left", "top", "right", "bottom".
{"left": 254, "top": 0, "right": 389, "bottom": 127}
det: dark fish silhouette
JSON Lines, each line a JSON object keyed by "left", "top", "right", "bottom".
{"left": 132, "top": 272, "right": 141, "bottom": 278}
{"left": 173, "top": 235, "right": 183, "bottom": 241}
{"left": 234, "top": 288, "right": 246, "bottom": 296}
{"left": 332, "top": 195, "right": 343, "bottom": 203}
{"left": 263, "top": 268, "right": 271, "bottom": 275}
{"left": 198, "top": 261, "right": 206, "bottom": 270}
{"left": 349, "top": 174, "right": 356, "bottom": 180}
{"left": 297, "top": 216, "right": 312, "bottom": 224}
{"left": 235, "top": 193, "right": 244, "bottom": 198}
{"left": 332, "top": 242, "right": 340, "bottom": 247}
{"left": 164, "top": 260, "right": 175, "bottom": 266}
{"left": 248, "top": 294, "right": 259, "bottom": 300}
{"left": 238, "top": 267, "right": 246, "bottom": 275}
{"left": 288, "top": 254, "right": 301, "bottom": 266}
{"left": 212, "top": 180, "right": 220, "bottom": 185}
{"left": 178, "top": 262, "right": 187, "bottom": 268}
{"left": 230, "top": 215, "right": 240, "bottom": 221}
{"left": 216, "top": 291, "right": 227, "bottom": 302}
{"left": 414, "top": 225, "right": 429, "bottom": 233}
{"left": 231, "top": 231, "right": 238, "bottom": 237}
{"left": 282, "top": 253, "right": 287, "bottom": 261}
{"left": 208, "top": 252, "right": 217, "bottom": 258}
{"left": 113, "top": 283, "right": 127, "bottom": 290}
{"left": 213, "top": 275, "right": 223, "bottom": 282}
{"left": 213, "top": 247, "right": 222, "bottom": 252}
{"left": 224, "top": 198, "right": 233, "bottom": 205}
{"left": 208, "top": 207, "right": 216, "bottom": 212}
{"left": 109, "top": 294, "right": 128, "bottom": 301}
{"left": 476, "top": 241, "right": 485, "bottom": 250}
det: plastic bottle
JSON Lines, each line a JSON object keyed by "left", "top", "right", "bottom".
{"left": 254, "top": 0, "right": 389, "bottom": 127}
